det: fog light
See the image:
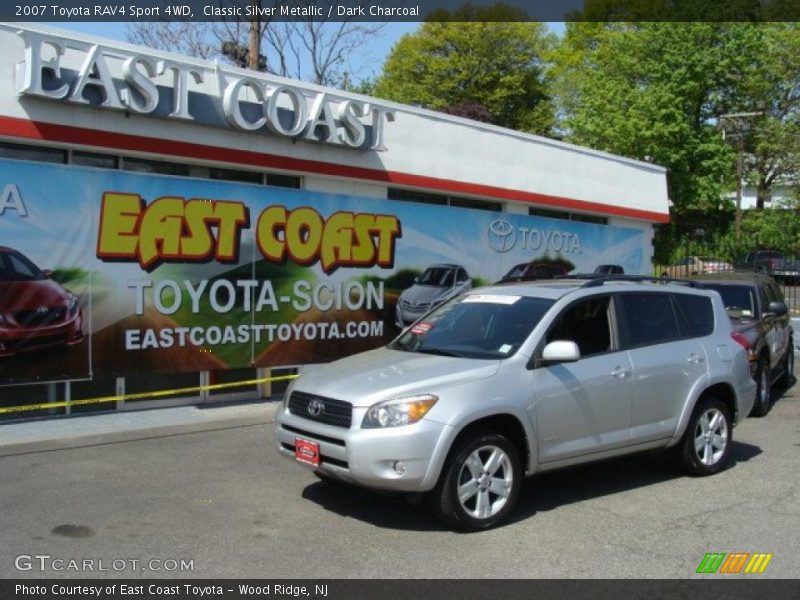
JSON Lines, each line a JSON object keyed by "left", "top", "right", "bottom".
{"left": 393, "top": 461, "right": 407, "bottom": 475}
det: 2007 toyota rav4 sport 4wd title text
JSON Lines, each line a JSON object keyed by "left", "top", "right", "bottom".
{"left": 275, "top": 277, "right": 757, "bottom": 531}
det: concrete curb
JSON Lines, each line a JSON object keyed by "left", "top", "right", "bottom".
{"left": 0, "top": 401, "right": 279, "bottom": 457}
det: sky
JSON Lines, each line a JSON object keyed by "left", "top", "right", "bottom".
{"left": 43, "top": 21, "right": 564, "bottom": 84}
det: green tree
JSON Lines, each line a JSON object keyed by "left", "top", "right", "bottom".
{"left": 551, "top": 23, "right": 765, "bottom": 217}
{"left": 372, "top": 4, "right": 554, "bottom": 134}
{"left": 732, "top": 23, "right": 800, "bottom": 208}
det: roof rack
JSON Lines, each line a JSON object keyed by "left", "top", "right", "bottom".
{"left": 580, "top": 275, "right": 705, "bottom": 288}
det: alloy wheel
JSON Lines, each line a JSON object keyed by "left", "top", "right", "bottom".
{"left": 694, "top": 408, "right": 729, "bottom": 466}
{"left": 456, "top": 445, "right": 513, "bottom": 520}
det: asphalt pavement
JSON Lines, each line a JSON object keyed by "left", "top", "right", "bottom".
{"left": 0, "top": 369, "right": 798, "bottom": 579}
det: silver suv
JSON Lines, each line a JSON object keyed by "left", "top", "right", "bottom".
{"left": 275, "top": 277, "right": 756, "bottom": 530}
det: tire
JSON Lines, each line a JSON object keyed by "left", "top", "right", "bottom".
{"left": 779, "top": 342, "right": 795, "bottom": 389}
{"left": 430, "top": 431, "right": 522, "bottom": 532}
{"left": 678, "top": 397, "right": 732, "bottom": 476}
{"left": 751, "top": 357, "right": 772, "bottom": 417}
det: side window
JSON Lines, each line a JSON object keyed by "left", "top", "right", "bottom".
{"left": 618, "top": 293, "right": 681, "bottom": 348}
{"left": 673, "top": 294, "right": 714, "bottom": 337}
{"left": 546, "top": 296, "right": 613, "bottom": 357}
{"left": 767, "top": 283, "right": 783, "bottom": 302}
{"left": 757, "top": 286, "right": 770, "bottom": 314}
{"left": 457, "top": 268, "right": 467, "bottom": 283}
{"left": 8, "top": 254, "right": 36, "bottom": 280}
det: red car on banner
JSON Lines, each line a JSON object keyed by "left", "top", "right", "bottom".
{"left": 0, "top": 247, "right": 84, "bottom": 357}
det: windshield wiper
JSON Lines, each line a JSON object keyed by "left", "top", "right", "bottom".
{"left": 417, "top": 347, "right": 464, "bottom": 358}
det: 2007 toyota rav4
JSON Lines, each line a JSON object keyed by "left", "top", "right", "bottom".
{"left": 275, "top": 277, "right": 756, "bottom": 531}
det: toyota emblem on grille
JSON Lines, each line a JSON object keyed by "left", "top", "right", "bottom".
{"left": 307, "top": 399, "right": 324, "bottom": 417}
{"left": 36, "top": 307, "right": 49, "bottom": 314}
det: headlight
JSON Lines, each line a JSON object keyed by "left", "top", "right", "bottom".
{"left": 68, "top": 294, "right": 79, "bottom": 316}
{"left": 362, "top": 394, "right": 438, "bottom": 428}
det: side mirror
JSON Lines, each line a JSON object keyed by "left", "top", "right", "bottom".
{"left": 41, "top": 269, "right": 53, "bottom": 278}
{"left": 541, "top": 341, "right": 581, "bottom": 364}
{"left": 766, "top": 301, "right": 788, "bottom": 317}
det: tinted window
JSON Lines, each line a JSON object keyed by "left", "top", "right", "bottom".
{"left": 546, "top": 296, "right": 612, "bottom": 356}
{"left": 673, "top": 294, "right": 714, "bottom": 337}
{"left": 758, "top": 286, "right": 769, "bottom": 314}
{"left": 72, "top": 151, "right": 118, "bottom": 169}
{"left": 0, "top": 251, "right": 45, "bottom": 282}
{"left": 418, "top": 267, "right": 452, "bottom": 286}
{"left": 619, "top": 293, "right": 681, "bottom": 347}
{"left": 702, "top": 284, "right": 756, "bottom": 320}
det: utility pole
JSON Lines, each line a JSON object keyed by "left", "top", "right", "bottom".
{"left": 248, "top": 0, "right": 261, "bottom": 71}
{"left": 719, "top": 111, "right": 763, "bottom": 242}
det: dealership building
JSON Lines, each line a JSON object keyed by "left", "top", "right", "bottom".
{"left": 0, "top": 23, "right": 670, "bottom": 417}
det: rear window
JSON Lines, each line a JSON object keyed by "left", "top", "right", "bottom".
{"left": 618, "top": 293, "right": 681, "bottom": 347}
{"left": 673, "top": 294, "right": 714, "bottom": 337}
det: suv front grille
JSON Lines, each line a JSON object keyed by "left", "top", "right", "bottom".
{"left": 288, "top": 391, "right": 352, "bottom": 429}
{"left": 13, "top": 307, "right": 66, "bottom": 327}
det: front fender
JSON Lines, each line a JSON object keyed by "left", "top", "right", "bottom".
{"left": 422, "top": 401, "right": 538, "bottom": 489}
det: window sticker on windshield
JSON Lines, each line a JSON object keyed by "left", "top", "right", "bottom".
{"left": 462, "top": 295, "right": 521, "bottom": 305}
{"left": 411, "top": 322, "right": 433, "bottom": 335}
{"left": 498, "top": 344, "right": 513, "bottom": 354}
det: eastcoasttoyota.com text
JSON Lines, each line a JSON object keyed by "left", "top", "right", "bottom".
{"left": 0, "top": 2, "right": 799, "bottom": 599}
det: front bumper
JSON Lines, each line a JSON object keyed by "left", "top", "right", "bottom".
{"left": 0, "top": 312, "right": 84, "bottom": 357}
{"left": 274, "top": 403, "right": 449, "bottom": 492}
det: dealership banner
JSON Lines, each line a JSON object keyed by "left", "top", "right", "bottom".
{"left": 0, "top": 159, "right": 646, "bottom": 385}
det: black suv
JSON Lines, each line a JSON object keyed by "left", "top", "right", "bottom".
{"left": 691, "top": 271, "right": 794, "bottom": 416}
{"left": 734, "top": 250, "right": 785, "bottom": 274}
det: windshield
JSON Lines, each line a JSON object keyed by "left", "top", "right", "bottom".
{"left": 703, "top": 284, "right": 756, "bottom": 319}
{"left": 0, "top": 251, "right": 46, "bottom": 282}
{"left": 417, "top": 267, "right": 454, "bottom": 287}
{"left": 390, "top": 294, "right": 554, "bottom": 359}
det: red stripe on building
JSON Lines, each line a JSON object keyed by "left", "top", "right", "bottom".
{"left": 0, "top": 115, "right": 670, "bottom": 223}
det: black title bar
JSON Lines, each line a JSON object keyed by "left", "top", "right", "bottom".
{"left": 2, "top": 579, "right": 800, "bottom": 600}
{"left": 4, "top": 0, "right": 800, "bottom": 22}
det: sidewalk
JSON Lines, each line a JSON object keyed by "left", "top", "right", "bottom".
{"left": 0, "top": 401, "right": 280, "bottom": 457}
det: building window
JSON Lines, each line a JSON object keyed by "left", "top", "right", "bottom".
{"left": 71, "top": 151, "right": 119, "bottom": 169}
{"left": 209, "top": 167, "right": 262, "bottom": 184}
{"left": 266, "top": 173, "right": 302, "bottom": 189}
{"left": 388, "top": 188, "right": 448, "bottom": 206}
{"left": 449, "top": 196, "right": 503, "bottom": 212}
{"left": 0, "top": 142, "right": 66, "bottom": 164}
{"left": 529, "top": 207, "right": 607, "bottom": 225}
{"left": 122, "top": 157, "right": 191, "bottom": 177}
{"left": 388, "top": 188, "right": 501, "bottom": 211}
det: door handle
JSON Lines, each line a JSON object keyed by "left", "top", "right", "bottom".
{"left": 610, "top": 366, "right": 630, "bottom": 378}
{"left": 687, "top": 354, "right": 705, "bottom": 365}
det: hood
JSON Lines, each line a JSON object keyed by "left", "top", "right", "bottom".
{"left": 0, "top": 280, "right": 71, "bottom": 312}
{"left": 294, "top": 347, "right": 501, "bottom": 407}
{"left": 399, "top": 284, "right": 451, "bottom": 305}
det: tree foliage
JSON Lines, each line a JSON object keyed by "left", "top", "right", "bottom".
{"left": 551, "top": 22, "right": 799, "bottom": 220}
{"left": 372, "top": 4, "right": 554, "bottom": 134}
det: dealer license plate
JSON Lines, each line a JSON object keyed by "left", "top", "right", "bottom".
{"left": 294, "top": 438, "right": 320, "bottom": 467}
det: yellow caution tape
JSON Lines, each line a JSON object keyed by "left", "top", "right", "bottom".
{"left": 0, "top": 374, "right": 299, "bottom": 415}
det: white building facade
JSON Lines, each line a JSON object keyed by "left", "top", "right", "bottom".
{"left": 0, "top": 24, "right": 670, "bottom": 416}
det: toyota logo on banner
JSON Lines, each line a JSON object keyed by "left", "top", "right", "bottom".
{"left": 487, "top": 220, "right": 516, "bottom": 253}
